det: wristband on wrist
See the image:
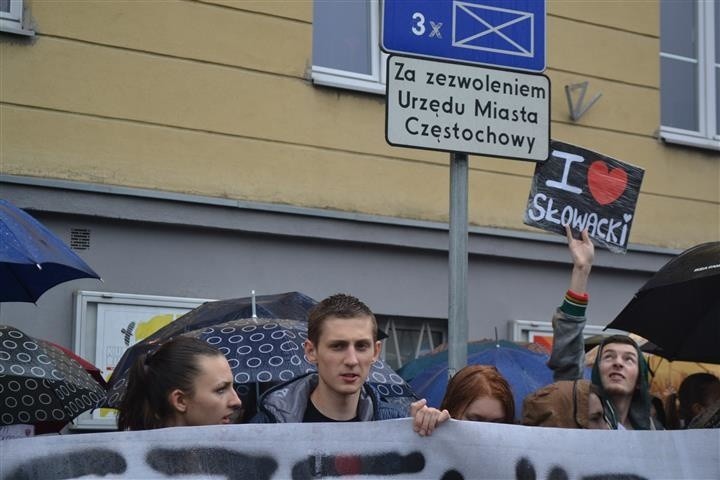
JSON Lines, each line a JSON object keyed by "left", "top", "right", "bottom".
{"left": 561, "top": 289, "right": 588, "bottom": 316}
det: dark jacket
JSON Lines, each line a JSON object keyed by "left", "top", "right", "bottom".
{"left": 251, "top": 372, "right": 408, "bottom": 423}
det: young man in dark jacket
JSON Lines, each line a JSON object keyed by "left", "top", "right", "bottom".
{"left": 252, "top": 293, "right": 448, "bottom": 436}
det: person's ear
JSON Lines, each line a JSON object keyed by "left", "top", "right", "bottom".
{"left": 372, "top": 340, "right": 382, "bottom": 362}
{"left": 168, "top": 388, "right": 188, "bottom": 414}
{"left": 305, "top": 339, "right": 317, "bottom": 364}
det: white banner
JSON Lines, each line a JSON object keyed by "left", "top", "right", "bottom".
{"left": 1, "top": 419, "right": 718, "bottom": 479}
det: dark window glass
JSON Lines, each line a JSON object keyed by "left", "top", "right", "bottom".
{"left": 716, "top": 0, "right": 720, "bottom": 62}
{"left": 661, "top": 57, "right": 699, "bottom": 131}
{"left": 313, "top": 1, "right": 372, "bottom": 75}
{"left": 660, "top": 0, "right": 697, "bottom": 58}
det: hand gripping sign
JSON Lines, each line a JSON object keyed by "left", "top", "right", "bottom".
{"left": 524, "top": 140, "right": 645, "bottom": 253}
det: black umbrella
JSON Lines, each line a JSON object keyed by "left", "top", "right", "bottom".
{"left": 106, "top": 292, "right": 317, "bottom": 392}
{"left": 0, "top": 325, "right": 107, "bottom": 426}
{"left": 607, "top": 241, "right": 720, "bottom": 364}
{"left": 0, "top": 199, "right": 101, "bottom": 303}
{"left": 142, "top": 291, "right": 318, "bottom": 342}
{"left": 105, "top": 317, "right": 415, "bottom": 409}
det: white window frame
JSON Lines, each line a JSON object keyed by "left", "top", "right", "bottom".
{"left": 311, "top": 0, "right": 387, "bottom": 95}
{"left": 0, "top": 0, "right": 34, "bottom": 36}
{"left": 378, "top": 316, "right": 447, "bottom": 369}
{"left": 659, "top": 0, "right": 719, "bottom": 151}
{"left": 509, "top": 319, "right": 626, "bottom": 345}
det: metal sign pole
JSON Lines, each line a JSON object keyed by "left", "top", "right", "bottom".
{"left": 448, "top": 152, "right": 468, "bottom": 379}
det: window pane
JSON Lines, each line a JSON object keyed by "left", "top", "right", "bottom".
{"left": 716, "top": 0, "right": 720, "bottom": 62}
{"left": 0, "top": 0, "right": 10, "bottom": 13}
{"left": 661, "top": 57, "right": 699, "bottom": 131}
{"left": 660, "top": 0, "right": 697, "bottom": 58}
{"left": 313, "top": 1, "right": 372, "bottom": 75}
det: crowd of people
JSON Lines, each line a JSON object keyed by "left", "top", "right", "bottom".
{"left": 116, "top": 226, "right": 719, "bottom": 434}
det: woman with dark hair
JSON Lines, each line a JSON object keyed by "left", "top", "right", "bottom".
{"left": 117, "top": 336, "right": 242, "bottom": 431}
{"left": 440, "top": 365, "right": 515, "bottom": 424}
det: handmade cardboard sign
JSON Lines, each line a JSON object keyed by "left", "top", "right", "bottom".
{"left": 524, "top": 140, "right": 644, "bottom": 253}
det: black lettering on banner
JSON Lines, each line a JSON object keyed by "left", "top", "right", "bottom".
{"left": 515, "top": 457, "right": 648, "bottom": 480}
{"left": 290, "top": 451, "right": 425, "bottom": 479}
{"left": 548, "top": 466, "right": 570, "bottom": 480}
{"left": 516, "top": 457, "right": 537, "bottom": 480}
{"left": 146, "top": 447, "right": 277, "bottom": 480}
{"left": 582, "top": 476, "right": 648, "bottom": 480}
{"left": 4, "top": 449, "right": 126, "bottom": 480}
{"left": 440, "top": 469, "right": 465, "bottom": 480}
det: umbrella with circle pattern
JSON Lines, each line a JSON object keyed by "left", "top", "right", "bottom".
{"left": 105, "top": 317, "right": 415, "bottom": 408}
{"left": 0, "top": 324, "right": 106, "bottom": 426}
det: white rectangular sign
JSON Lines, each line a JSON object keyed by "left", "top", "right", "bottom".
{"left": 386, "top": 55, "right": 550, "bottom": 161}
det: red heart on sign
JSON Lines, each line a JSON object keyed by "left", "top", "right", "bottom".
{"left": 587, "top": 161, "right": 628, "bottom": 205}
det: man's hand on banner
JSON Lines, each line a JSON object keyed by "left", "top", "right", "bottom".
{"left": 410, "top": 398, "right": 450, "bottom": 437}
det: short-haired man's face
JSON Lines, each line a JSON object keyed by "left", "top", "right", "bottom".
{"left": 305, "top": 315, "right": 381, "bottom": 399}
{"left": 598, "top": 343, "right": 639, "bottom": 398}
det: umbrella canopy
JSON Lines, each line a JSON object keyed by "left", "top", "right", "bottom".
{"left": 39, "top": 340, "right": 107, "bottom": 388}
{"left": 645, "top": 354, "right": 720, "bottom": 398}
{"left": 0, "top": 325, "right": 107, "bottom": 426}
{"left": 408, "top": 340, "right": 554, "bottom": 420}
{"left": 106, "top": 292, "right": 318, "bottom": 394}
{"left": 607, "top": 241, "right": 720, "bottom": 363}
{"left": 106, "top": 317, "right": 415, "bottom": 409}
{"left": 142, "top": 292, "right": 318, "bottom": 342}
{"left": 0, "top": 199, "right": 101, "bottom": 303}
{"left": 398, "top": 339, "right": 542, "bottom": 383}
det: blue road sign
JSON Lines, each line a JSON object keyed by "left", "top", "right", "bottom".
{"left": 382, "top": 0, "right": 546, "bottom": 72}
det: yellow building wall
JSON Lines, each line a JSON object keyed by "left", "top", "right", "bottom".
{"left": 0, "top": 0, "right": 718, "bottom": 249}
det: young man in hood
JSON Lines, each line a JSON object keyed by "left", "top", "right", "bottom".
{"left": 548, "top": 226, "right": 658, "bottom": 430}
{"left": 252, "top": 293, "right": 449, "bottom": 436}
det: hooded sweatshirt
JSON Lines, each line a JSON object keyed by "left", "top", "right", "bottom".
{"left": 590, "top": 335, "right": 654, "bottom": 430}
{"left": 549, "top": 293, "right": 658, "bottom": 430}
{"left": 522, "top": 379, "right": 593, "bottom": 428}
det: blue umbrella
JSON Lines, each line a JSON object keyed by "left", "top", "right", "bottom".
{"left": 409, "top": 340, "right": 554, "bottom": 420}
{"left": 397, "top": 339, "right": 531, "bottom": 382}
{"left": 0, "top": 199, "right": 100, "bottom": 303}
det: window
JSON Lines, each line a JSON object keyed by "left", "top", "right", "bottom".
{"left": 660, "top": 0, "right": 720, "bottom": 151}
{"left": 377, "top": 315, "right": 447, "bottom": 369}
{"left": 312, "top": 0, "right": 386, "bottom": 94}
{"left": 509, "top": 320, "right": 626, "bottom": 351}
{"left": 0, "top": 0, "right": 34, "bottom": 36}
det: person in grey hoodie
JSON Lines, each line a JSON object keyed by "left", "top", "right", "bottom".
{"left": 548, "top": 226, "right": 658, "bottom": 430}
{"left": 252, "top": 293, "right": 449, "bottom": 436}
